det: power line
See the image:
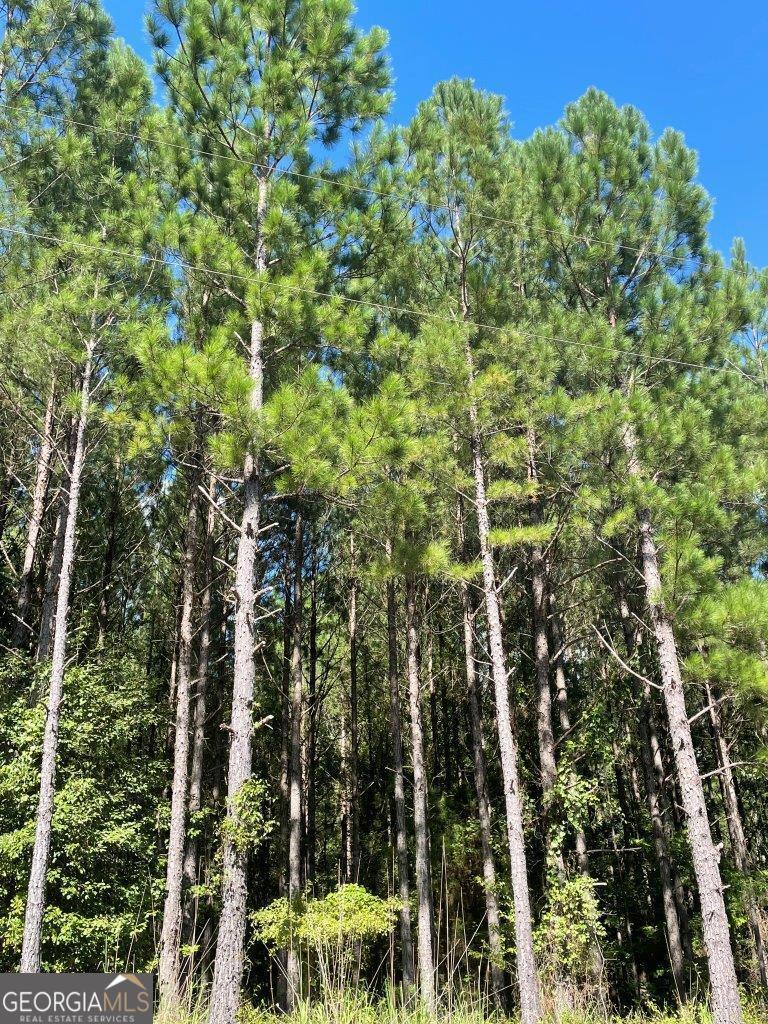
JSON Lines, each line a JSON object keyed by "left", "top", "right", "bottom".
{"left": 0, "top": 101, "right": 702, "bottom": 268}
{"left": 0, "top": 221, "right": 758, "bottom": 386}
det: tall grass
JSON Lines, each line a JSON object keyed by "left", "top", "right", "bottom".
{"left": 155, "top": 988, "right": 768, "bottom": 1024}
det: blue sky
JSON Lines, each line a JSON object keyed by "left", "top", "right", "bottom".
{"left": 105, "top": 0, "right": 768, "bottom": 266}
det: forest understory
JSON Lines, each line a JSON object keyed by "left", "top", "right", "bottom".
{"left": 1, "top": 3, "right": 767, "bottom": 1024}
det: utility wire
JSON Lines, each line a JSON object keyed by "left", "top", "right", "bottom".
{"left": 0, "top": 221, "right": 758, "bottom": 385}
{"left": 0, "top": 101, "right": 704, "bottom": 268}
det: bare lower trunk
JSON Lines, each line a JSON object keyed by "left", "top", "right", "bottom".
{"left": 638, "top": 707, "right": 687, "bottom": 997}
{"left": 616, "top": 586, "right": 687, "bottom": 998}
{"left": 706, "top": 681, "right": 768, "bottom": 989}
{"left": 20, "top": 342, "right": 94, "bottom": 972}
{"left": 183, "top": 473, "right": 216, "bottom": 932}
{"left": 466, "top": 345, "right": 541, "bottom": 1024}
{"left": 531, "top": 541, "right": 563, "bottom": 878}
{"left": 207, "top": 311, "right": 264, "bottom": 1024}
{"left": 158, "top": 456, "right": 202, "bottom": 1006}
{"left": 549, "top": 601, "right": 590, "bottom": 872}
{"left": 348, "top": 536, "right": 359, "bottom": 878}
{"left": 306, "top": 551, "right": 318, "bottom": 887}
{"left": 405, "top": 577, "right": 436, "bottom": 1012}
{"left": 387, "top": 565, "right": 415, "bottom": 993}
{"left": 459, "top": 572, "right": 505, "bottom": 1004}
{"left": 15, "top": 384, "right": 55, "bottom": 647}
{"left": 97, "top": 466, "right": 120, "bottom": 645}
{"left": 527, "top": 436, "right": 560, "bottom": 875}
{"left": 624, "top": 423, "right": 742, "bottom": 1024}
{"left": 286, "top": 514, "right": 304, "bottom": 1010}
{"left": 36, "top": 423, "right": 76, "bottom": 662}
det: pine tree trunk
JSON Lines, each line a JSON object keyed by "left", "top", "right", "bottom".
{"left": 36, "top": 421, "right": 76, "bottom": 662}
{"left": 348, "top": 535, "right": 359, "bottom": 879}
{"left": 159, "top": 455, "right": 202, "bottom": 1007}
{"left": 387, "top": 564, "right": 415, "bottom": 993}
{"left": 20, "top": 341, "right": 95, "bottom": 972}
{"left": 207, "top": 303, "right": 265, "bottom": 1024}
{"left": 549, "top": 601, "right": 590, "bottom": 872}
{"left": 705, "top": 681, "right": 768, "bottom": 989}
{"left": 460, "top": 572, "right": 505, "bottom": 1004}
{"left": 405, "top": 576, "right": 436, "bottom": 1012}
{"left": 286, "top": 513, "right": 304, "bottom": 1010}
{"left": 183, "top": 473, "right": 216, "bottom": 961}
{"left": 531, "top": 539, "right": 563, "bottom": 874}
{"left": 97, "top": 465, "right": 120, "bottom": 645}
{"left": 14, "top": 383, "right": 56, "bottom": 647}
{"left": 306, "top": 569, "right": 317, "bottom": 888}
{"left": 527, "top": 436, "right": 561, "bottom": 875}
{"left": 465, "top": 343, "right": 541, "bottom": 1024}
{"left": 616, "top": 585, "right": 688, "bottom": 997}
{"left": 623, "top": 423, "right": 743, "bottom": 1024}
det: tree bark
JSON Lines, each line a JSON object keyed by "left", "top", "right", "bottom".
{"left": 405, "top": 576, "right": 436, "bottom": 1012}
{"left": 306, "top": 546, "right": 318, "bottom": 887}
{"left": 348, "top": 535, "right": 359, "bottom": 879}
{"left": 549, "top": 599, "right": 590, "bottom": 872}
{"left": 459, "top": 570, "right": 506, "bottom": 1004}
{"left": 527, "top": 435, "right": 560, "bottom": 850}
{"left": 14, "top": 383, "right": 56, "bottom": 647}
{"left": 705, "top": 680, "right": 768, "bottom": 989}
{"left": 386, "top": 562, "right": 415, "bottom": 993}
{"left": 286, "top": 513, "right": 304, "bottom": 1010}
{"left": 97, "top": 463, "right": 121, "bottom": 645}
{"left": 623, "top": 422, "right": 743, "bottom": 1024}
{"left": 465, "top": 341, "right": 541, "bottom": 1024}
{"left": 158, "top": 454, "right": 202, "bottom": 1006}
{"left": 36, "top": 420, "right": 76, "bottom": 662}
{"left": 183, "top": 472, "right": 216, "bottom": 960}
{"left": 616, "top": 584, "right": 688, "bottom": 997}
{"left": 20, "top": 341, "right": 94, "bottom": 972}
{"left": 207, "top": 300, "right": 265, "bottom": 1024}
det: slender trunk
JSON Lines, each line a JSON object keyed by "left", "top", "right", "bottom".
{"left": 15, "top": 384, "right": 55, "bottom": 647}
{"left": 286, "top": 514, "right": 304, "bottom": 1010}
{"left": 706, "top": 681, "right": 768, "bottom": 989}
{"left": 348, "top": 536, "right": 359, "bottom": 879}
{"left": 531, "top": 543, "right": 562, "bottom": 876}
{"left": 306, "top": 555, "right": 318, "bottom": 887}
{"left": 279, "top": 579, "right": 292, "bottom": 897}
{"left": 623, "top": 423, "right": 743, "bottom": 1024}
{"left": 36, "top": 422, "right": 76, "bottom": 662}
{"left": 617, "top": 586, "right": 688, "bottom": 997}
{"left": 0, "top": 449, "right": 15, "bottom": 545}
{"left": 549, "top": 601, "right": 590, "bottom": 871}
{"left": 387, "top": 565, "right": 415, "bottom": 992}
{"left": 20, "top": 342, "right": 94, "bottom": 971}
{"left": 459, "top": 571, "right": 505, "bottom": 1003}
{"left": 207, "top": 293, "right": 265, "bottom": 1024}
{"left": 183, "top": 473, "right": 216, "bottom": 954}
{"left": 465, "top": 344, "right": 541, "bottom": 1024}
{"left": 158, "top": 455, "right": 202, "bottom": 1006}
{"left": 97, "top": 465, "right": 120, "bottom": 645}
{"left": 405, "top": 576, "right": 436, "bottom": 1012}
{"left": 527, "top": 435, "right": 560, "bottom": 867}
{"left": 166, "top": 597, "right": 182, "bottom": 756}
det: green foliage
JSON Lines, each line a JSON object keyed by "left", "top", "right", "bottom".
{"left": 221, "top": 779, "right": 274, "bottom": 855}
{"left": 252, "top": 885, "right": 399, "bottom": 952}
{"left": 0, "top": 652, "right": 164, "bottom": 970}
{"left": 535, "top": 876, "right": 606, "bottom": 986}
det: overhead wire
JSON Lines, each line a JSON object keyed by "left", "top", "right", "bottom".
{"left": 0, "top": 221, "right": 759, "bottom": 386}
{"left": 0, "top": 100, "right": 704, "bottom": 268}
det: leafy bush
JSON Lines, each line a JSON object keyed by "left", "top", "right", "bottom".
{"left": 252, "top": 885, "right": 400, "bottom": 995}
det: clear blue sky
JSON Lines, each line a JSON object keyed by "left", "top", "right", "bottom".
{"left": 104, "top": 0, "right": 768, "bottom": 266}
